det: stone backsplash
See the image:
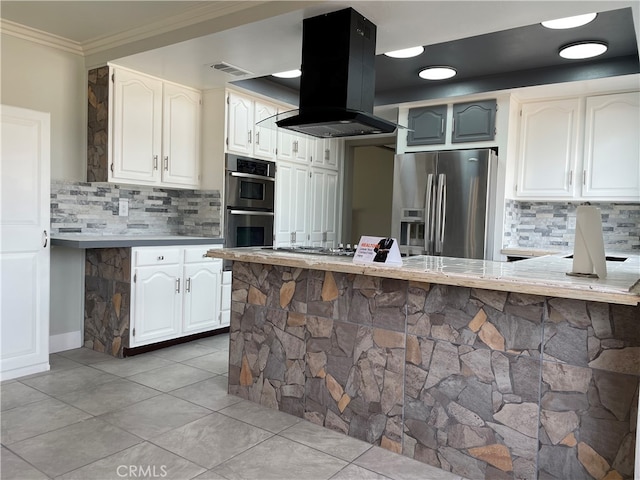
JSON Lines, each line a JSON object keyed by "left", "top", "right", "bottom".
{"left": 50, "top": 180, "right": 221, "bottom": 237}
{"left": 503, "top": 201, "right": 640, "bottom": 252}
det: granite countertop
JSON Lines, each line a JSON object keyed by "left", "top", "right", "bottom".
{"left": 51, "top": 234, "right": 224, "bottom": 249}
{"left": 207, "top": 247, "right": 640, "bottom": 305}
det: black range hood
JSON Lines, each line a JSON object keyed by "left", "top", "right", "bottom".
{"left": 274, "top": 8, "right": 398, "bottom": 138}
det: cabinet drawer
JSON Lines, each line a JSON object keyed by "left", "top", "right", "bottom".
{"left": 183, "top": 245, "right": 221, "bottom": 263}
{"left": 134, "top": 248, "right": 181, "bottom": 266}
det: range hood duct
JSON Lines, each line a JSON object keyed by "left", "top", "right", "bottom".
{"left": 275, "top": 8, "right": 398, "bottom": 138}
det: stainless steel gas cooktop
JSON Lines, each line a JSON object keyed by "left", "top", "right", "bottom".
{"left": 263, "top": 246, "right": 356, "bottom": 257}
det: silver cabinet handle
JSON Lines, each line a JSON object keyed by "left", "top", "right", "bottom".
{"left": 248, "top": 130, "right": 252, "bottom": 144}
{"left": 441, "top": 118, "right": 445, "bottom": 134}
{"left": 325, "top": 149, "right": 330, "bottom": 161}
{"left": 153, "top": 155, "right": 158, "bottom": 170}
{"left": 186, "top": 278, "right": 191, "bottom": 293}
{"left": 569, "top": 170, "right": 573, "bottom": 186}
{"left": 164, "top": 156, "right": 169, "bottom": 171}
{"left": 255, "top": 131, "right": 260, "bottom": 145}
{"left": 42, "top": 229, "right": 48, "bottom": 248}
{"left": 176, "top": 278, "right": 181, "bottom": 293}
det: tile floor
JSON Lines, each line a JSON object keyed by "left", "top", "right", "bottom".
{"left": 1, "top": 333, "right": 467, "bottom": 480}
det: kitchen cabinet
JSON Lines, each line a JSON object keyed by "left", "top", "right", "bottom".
{"left": 582, "top": 92, "right": 640, "bottom": 199}
{"left": 515, "top": 92, "right": 639, "bottom": 200}
{"left": 312, "top": 137, "right": 342, "bottom": 170}
{"left": 104, "top": 66, "right": 201, "bottom": 189}
{"left": 309, "top": 168, "right": 339, "bottom": 248}
{"left": 277, "top": 128, "right": 310, "bottom": 163}
{"left": 226, "top": 90, "right": 277, "bottom": 161}
{"left": 515, "top": 98, "right": 580, "bottom": 198}
{"left": 451, "top": 99, "right": 497, "bottom": 143}
{"left": 130, "top": 244, "right": 223, "bottom": 348}
{"left": 274, "top": 160, "right": 310, "bottom": 246}
{"left": 406, "top": 105, "right": 447, "bottom": 145}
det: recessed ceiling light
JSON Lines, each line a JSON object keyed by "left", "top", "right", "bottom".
{"left": 419, "top": 67, "right": 457, "bottom": 80}
{"left": 272, "top": 69, "right": 302, "bottom": 78}
{"left": 541, "top": 13, "right": 597, "bottom": 29}
{"left": 384, "top": 46, "right": 425, "bottom": 58}
{"left": 559, "top": 41, "right": 608, "bottom": 59}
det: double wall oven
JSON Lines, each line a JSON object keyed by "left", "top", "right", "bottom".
{"left": 224, "top": 154, "right": 275, "bottom": 249}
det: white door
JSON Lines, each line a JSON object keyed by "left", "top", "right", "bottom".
{"left": 516, "top": 98, "right": 580, "bottom": 198}
{"left": 582, "top": 92, "right": 640, "bottom": 199}
{"left": 162, "top": 83, "right": 201, "bottom": 188}
{"left": 309, "top": 170, "right": 326, "bottom": 247}
{"left": 227, "top": 92, "right": 253, "bottom": 155}
{"left": 111, "top": 68, "right": 163, "bottom": 185}
{"left": 182, "top": 260, "right": 222, "bottom": 334}
{"left": 131, "top": 265, "right": 182, "bottom": 346}
{"left": 274, "top": 162, "right": 294, "bottom": 246}
{"left": 0, "top": 105, "right": 50, "bottom": 380}
{"left": 253, "top": 100, "right": 277, "bottom": 161}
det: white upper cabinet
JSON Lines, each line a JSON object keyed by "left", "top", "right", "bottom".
{"left": 312, "top": 137, "right": 342, "bottom": 170}
{"left": 162, "top": 83, "right": 201, "bottom": 187}
{"left": 226, "top": 90, "right": 277, "bottom": 161}
{"left": 277, "top": 128, "right": 310, "bottom": 163}
{"left": 110, "top": 67, "right": 201, "bottom": 189}
{"left": 515, "top": 92, "right": 639, "bottom": 201}
{"left": 515, "top": 98, "right": 580, "bottom": 198}
{"left": 582, "top": 92, "right": 640, "bottom": 199}
{"left": 111, "top": 68, "right": 163, "bottom": 185}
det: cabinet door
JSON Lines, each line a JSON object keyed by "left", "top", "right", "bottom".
{"left": 309, "top": 169, "right": 339, "bottom": 248}
{"left": 312, "top": 138, "right": 341, "bottom": 170}
{"left": 276, "top": 128, "right": 295, "bottom": 162}
{"left": 161, "top": 83, "right": 201, "bottom": 188}
{"left": 452, "top": 100, "right": 496, "bottom": 143}
{"left": 111, "top": 68, "right": 162, "bottom": 184}
{"left": 293, "top": 135, "right": 309, "bottom": 163}
{"left": 516, "top": 98, "right": 580, "bottom": 198}
{"left": 182, "top": 260, "right": 222, "bottom": 334}
{"left": 227, "top": 92, "right": 253, "bottom": 155}
{"left": 407, "top": 105, "right": 447, "bottom": 145}
{"left": 253, "top": 100, "right": 277, "bottom": 161}
{"left": 582, "top": 92, "right": 640, "bottom": 199}
{"left": 131, "top": 265, "right": 182, "bottom": 346}
{"left": 274, "top": 161, "right": 309, "bottom": 246}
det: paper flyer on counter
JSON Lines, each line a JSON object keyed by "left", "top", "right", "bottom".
{"left": 352, "top": 236, "right": 403, "bottom": 266}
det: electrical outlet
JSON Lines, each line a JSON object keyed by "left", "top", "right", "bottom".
{"left": 118, "top": 198, "right": 129, "bottom": 216}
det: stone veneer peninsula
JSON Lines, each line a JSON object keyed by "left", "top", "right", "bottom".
{"left": 206, "top": 247, "right": 640, "bottom": 480}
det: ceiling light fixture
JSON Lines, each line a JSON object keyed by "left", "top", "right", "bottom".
{"left": 559, "top": 41, "right": 608, "bottom": 59}
{"left": 419, "top": 67, "right": 457, "bottom": 80}
{"left": 384, "top": 46, "right": 425, "bottom": 58}
{"left": 541, "top": 13, "right": 597, "bottom": 29}
{"left": 272, "top": 69, "right": 302, "bottom": 78}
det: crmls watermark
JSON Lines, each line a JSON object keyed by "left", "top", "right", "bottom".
{"left": 116, "top": 465, "right": 168, "bottom": 478}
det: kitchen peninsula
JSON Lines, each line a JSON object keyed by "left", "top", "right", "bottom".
{"left": 207, "top": 247, "right": 639, "bottom": 480}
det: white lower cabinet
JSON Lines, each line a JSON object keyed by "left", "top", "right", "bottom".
{"left": 130, "top": 244, "right": 224, "bottom": 348}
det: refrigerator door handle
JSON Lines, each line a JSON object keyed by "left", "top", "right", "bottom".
{"left": 435, "top": 174, "right": 446, "bottom": 254}
{"left": 424, "top": 173, "right": 434, "bottom": 253}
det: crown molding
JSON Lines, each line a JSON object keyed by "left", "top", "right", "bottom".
{"left": 0, "top": 19, "right": 83, "bottom": 55}
{"left": 82, "top": 1, "right": 266, "bottom": 57}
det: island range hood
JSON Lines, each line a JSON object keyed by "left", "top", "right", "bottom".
{"left": 274, "top": 8, "right": 398, "bottom": 138}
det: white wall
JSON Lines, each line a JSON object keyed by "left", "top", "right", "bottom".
{"left": 1, "top": 33, "right": 86, "bottom": 181}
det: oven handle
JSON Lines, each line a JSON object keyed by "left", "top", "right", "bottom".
{"left": 228, "top": 172, "right": 275, "bottom": 182}
{"left": 228, "top": 210, "right": 275, "bottom": 216}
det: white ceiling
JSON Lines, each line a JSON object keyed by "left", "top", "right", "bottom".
{"left": 2, "top": 0, "right": 639, "bottom": 95}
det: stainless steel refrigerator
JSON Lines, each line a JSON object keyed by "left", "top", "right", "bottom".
{"left": 391, "top": 148, "right": 498, "bottom": 259}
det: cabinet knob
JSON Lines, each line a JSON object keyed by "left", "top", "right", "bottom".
{"left": 157, "top": 255, "right": 164, "bottom": 260}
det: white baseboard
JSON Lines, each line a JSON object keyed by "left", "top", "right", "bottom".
{"left": 49, "top": 331, "right": 82, "bottom": 353}
{"left": 0, "top": 362, "right": 49, "bottom": 382}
